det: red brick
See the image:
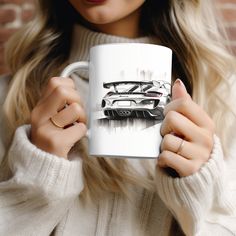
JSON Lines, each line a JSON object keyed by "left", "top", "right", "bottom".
{"left": 233, "top": 45, "right": 236, "bottom": 54}
{"left": 225, "top": 26, "right": 236, "bottom": 40}
{"left": 0, "top": 28, "right": 18, "bottom": 43}
{"left": 0, "top": 9, "right": 16, "bottom": 24}
{"left": 221, "top": 9, "right": 236, "bottom": 22}
{"left": 21, "top": 8, "right": 35, "bottom": 23}
{"left": 217, "top": 0, "right": 236, "bottom": 4}
{"left": 0, "top": 0, "right": 33, "bottom": 4}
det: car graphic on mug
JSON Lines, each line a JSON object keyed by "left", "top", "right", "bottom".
{"left": 101, "top": 80, "right": 171, "bottom": 120}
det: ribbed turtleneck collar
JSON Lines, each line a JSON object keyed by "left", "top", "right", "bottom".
{"left": 69, "top": 24, "right": 157, "bottom": 79}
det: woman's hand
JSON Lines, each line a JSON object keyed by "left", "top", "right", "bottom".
{"left": 30, "top": 77, "right": 87, "bottom": 159}
{"left": 158, "top": 79, "right": 215, "bottom": 177}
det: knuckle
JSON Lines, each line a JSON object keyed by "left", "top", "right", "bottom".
{"left": 70, "top": 102, "right": 82, "bottom": 114}
{"left": 79, "top": 122, "right": 87, "bottom": 134}
{"left": 165, "top": 110, "right": 177, "bottom": 125}
{"left": 201, "top": 149, "right": 210, "bottom": 162}
{"left": 202, "top": 130, "right": 214, "bottom": 150}
{"left": 162, "top": 134, "right": 172, "bottom": 150}
{"left": 48, "top": 77, "right": 61, "bottom": 89}
{"left": 207, "top": 119, "right": 215, "bottom": 133}
{"left": 71, "top": 103, "right": 87, "bottom": 122}
{"left": 67, "top": 78, "right": 76, "bottom": 87}
{"left": 179, "top": 98, "right": 190, "bottom": 111}
{"left": 160, "top": 150, "right": 170, "bottom": 159}
{"left": 54, "top": 86, "right": 67, "bottom": 99}
{"left": 159, "top": 151, "right": 173, "bottom": 166}
{"left": 72, "top": 92, "right": 82, "bottom": 104}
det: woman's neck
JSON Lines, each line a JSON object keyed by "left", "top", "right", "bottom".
{"left": 89, "top": 8, "right": 142, "bottom": 38}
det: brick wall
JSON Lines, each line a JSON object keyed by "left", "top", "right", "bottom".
{"left": 0, "top": 0, "right": 236, "bottom": 75}
{"left": 217, "top": 0, "right": 236, "bottom": 54}
{"left": 0, "top": 0, "right": 35, "bottom": 74}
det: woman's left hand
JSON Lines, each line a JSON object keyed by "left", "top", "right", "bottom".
{"left": 158, "top": 79, "right": 215, "bottom": 177}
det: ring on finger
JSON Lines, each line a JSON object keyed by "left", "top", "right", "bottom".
{"left": 50, "top": 116, "right": 64, "bottom": 128}
{"left": 176, "top": 138, "right": 185, "bottom": 156}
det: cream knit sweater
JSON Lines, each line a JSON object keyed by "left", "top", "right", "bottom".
{"left": 0, "top": 25, "right": 236, "bottom": 236}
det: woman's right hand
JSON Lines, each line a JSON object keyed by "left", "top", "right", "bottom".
{"left": 30, "top": 77, "right": 87, "bottom": 159}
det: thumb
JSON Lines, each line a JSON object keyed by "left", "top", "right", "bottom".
{"left": 172, "top": 79, "right": 190, "bottom": 100}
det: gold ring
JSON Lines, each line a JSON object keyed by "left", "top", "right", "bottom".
{"left": 176, "top": 139, "right": 185, "bottom": 155}
{"left": 50, "top": 117, "right": 64, "bottom": 128}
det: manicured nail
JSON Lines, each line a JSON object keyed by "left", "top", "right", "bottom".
{"left": 175, "top": 79, "right": 187, "bottom": 92}
{"left": 174, "top": 78, "right": 184, "bottom": 87}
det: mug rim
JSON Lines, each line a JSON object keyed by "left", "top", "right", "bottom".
{"left": 90, "top": 43, "right": 172, "bottom": 53}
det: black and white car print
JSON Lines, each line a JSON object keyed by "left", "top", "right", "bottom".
{"left": 101, "top": 80, "right": 171, "bottom": 120}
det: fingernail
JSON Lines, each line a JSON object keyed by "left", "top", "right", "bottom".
{"left": 175, "top": 79, "right": 187, "bottom": 92}
{"left": 174, "top": 78, "right": 185, "bottom": 87}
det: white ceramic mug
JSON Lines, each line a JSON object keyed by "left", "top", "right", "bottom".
{"left": 61, "top": 43, "right": 172, "bottom": 159}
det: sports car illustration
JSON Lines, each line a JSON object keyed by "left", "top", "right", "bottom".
{"left": 101, "top": 80, "right": 171, "bottom": 120}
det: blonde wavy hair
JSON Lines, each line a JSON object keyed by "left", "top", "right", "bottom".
{"left": 2, "top": 0, "right": 236, "bottom": 200}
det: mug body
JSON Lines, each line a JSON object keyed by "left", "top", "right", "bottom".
{"left": 88, "top": 43, "right": 172, "bottom": 158}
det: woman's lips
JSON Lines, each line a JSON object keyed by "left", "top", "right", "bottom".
{"left": 84, "top": 0, "right": 107, "bottom": 4}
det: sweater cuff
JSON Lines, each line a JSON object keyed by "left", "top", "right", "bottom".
{"left": 155, "top": 135, "right": 225, "bottom": 235}
{"left": 8, "top": 125, "right": 84, "bottom": 198}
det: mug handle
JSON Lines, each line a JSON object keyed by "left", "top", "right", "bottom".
{"left": 60, "top": 61, "right": 89, "bottom": 77}
{"left": 60, "top": 61, "right": 90, "bottom": 138}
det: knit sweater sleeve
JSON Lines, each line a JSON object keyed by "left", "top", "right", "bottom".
{"left": 155, "top": 135, "right": 236, "bottom": 236}
{"left": 0, "top": 125, "right": 84, "bottom": 235}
